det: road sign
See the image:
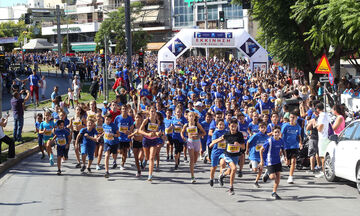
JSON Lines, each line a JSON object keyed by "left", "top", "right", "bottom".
{"left": 319, "top": 77, "right": 329, "bottom": 83}
{"left": 138, "top": 69, "right": 147, "bottom": 78}
{"left": 315, "top": 54, "right": 331, "bottom": 74}
{"left": 140, "top": 89, "right": 150, "bottom": 97}
{"left": 328, "top": 70, "right": 334, "bottom": 86}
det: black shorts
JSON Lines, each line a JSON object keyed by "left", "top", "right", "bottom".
{"left": 104, "top": 143, "right": 118, "bottom": 154}
{"left": 286, "top": 148, "right": 299, "bottom": 160}
{"left": 166, "top": 135, "right": 174, "bottom": 145}
{"left": 173, "top": 139, "right": 184, "bottom": 154}
{"left": 132, "top": 140, "right": 143, "bottom": 149}
{"left": 96, "top": 137, "right": 104, "bottom": 145}
{"left": 267, "top": 163, "right": 282, "bottom": 174}
{"left": 73, "top": 131, "right": 80, "bottom": 144}
{"left": 119, "top": 141, "right": 130, "bottom": 149}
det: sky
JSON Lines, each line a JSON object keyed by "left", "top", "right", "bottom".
{"left": 0, "top": 0, "right": 27, "bottom": 7}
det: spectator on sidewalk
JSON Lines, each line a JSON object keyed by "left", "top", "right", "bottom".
{"left": 51, "top": 86, "right": 59, "bottom": 109}
{"left": 22, "top": 70, "right": 42, "bottom": 106}
{"left": 41, "top": 76, "right": 46, "bottom": 99}
{"left": 89, "top": 76, "right": 99, "bottom": 100}
{"left": 0, "top": 113, "right": 15, "bottom": 160}
{"left": 10, "top": 90, "right": 31, "bottom": 143}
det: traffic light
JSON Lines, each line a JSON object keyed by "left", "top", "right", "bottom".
{"left": 242, "top": 0, "right": 251, "bottom": 9}
{"left": 219, "top": 11, "right": 225, "bottom": 23}
{"left": 100, "top": 54, "right": 105, "bottom": 67}
{"left": 138, "top": 51, "right": 144, "bottom": 68}
{"left": 0, "top": 51, "right": 6, "bottom": 73}
{"left": 24, "top": 13, "right": 31, "bottom": 24}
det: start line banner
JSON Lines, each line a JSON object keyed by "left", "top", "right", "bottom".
{"left": 192, "top": 32, "right": 235, "bottom": 47}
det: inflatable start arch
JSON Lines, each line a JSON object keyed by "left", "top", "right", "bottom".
{"left": 158, "top": 29, "right": 268, "bottom": 75}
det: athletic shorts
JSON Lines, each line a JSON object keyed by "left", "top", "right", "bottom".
{"left": 119, "top": 141, "right": 130, "bottom": 149}
{"left": 267, "top": 163, "right": 282, "bottom": 174}
{"left": 157, "top": 138, "right": 164, "bottom": 147}
{"left": 286, "top": 148, "right": 299, "bottom": 160}
{"left": 308, "top": 139, "right": 319, "bottom": 157}
{"left": 38, "top": 135, "right": 44, "bottom": 147}
{"left": 219, "top": 153, "right": 239, "bottom": 165}
{"left": 318, "top": 137, "right": 330, "bottom": 157}
{"left": 104, "top": 143, "right": 118, "bottom": 154}
{"left": 187, "top": 139, "right": 201, "bottom": 152}
{"left": 96, "top": 137, "right": 104, "bottom": 145}
{"left": 73, "top": 131, "right": 80, "bottom": 145}
{"left": 200, "top": 138, "right": 207, "bottom": 153}
{"left": 81, "top": 143, "right": 95, "bottom": 160}
{"left": 57, "top": 145, "right": 66, "bottom": 157}
{"left": 172, "top": 139, "right": 184, "bottom": 154}
{"left": 142, "top": 137, "right": 158, "bottom": 148}
{"left": 132, "top": 140, "right": 143, "bottom": 149}
{"left": 211, "top": 150, "right": 223, "bottom": 167}
{"left": 166, "top": 135, "right": 174, "bottom": 145}
{"left": 250, "top": 160, "right": 260, "bottom": 169}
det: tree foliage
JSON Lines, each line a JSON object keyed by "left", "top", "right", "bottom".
{"left": 95, "top": 2, "right": 152, "bottom": 54}
{"left": 234, "top": 0, "right": 360, "bottom": 81}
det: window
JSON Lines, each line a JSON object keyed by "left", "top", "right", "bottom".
{"left": 174, "top": 0, "right": 193, "bottom": 27}
{"left": 222, "top": 4, "right": 243, "bottom": 20}
{"left": 351, "top": 123, "right": 360, "bottom": 140}
{"left": 339, "top": 123, "right": 358, "bottom": 141}
{"left": 87, "top": 13, "right": 93, "bottom": 23}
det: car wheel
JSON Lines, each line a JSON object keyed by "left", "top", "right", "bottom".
{"left": 324, "top": 154, "right": 336, "bottom": 182}
{"left": 356, "top": 165, "right": 360, "bottom": 194}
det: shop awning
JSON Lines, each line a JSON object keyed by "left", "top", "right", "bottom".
{"left": 146, "top": 42, "right": 166, "bottom": 51}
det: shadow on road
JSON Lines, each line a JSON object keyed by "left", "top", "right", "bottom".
{"left": 0, "top": 200, "right": 41, "bottom": 206}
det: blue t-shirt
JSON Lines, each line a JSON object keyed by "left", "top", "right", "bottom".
{"left": 54, "top": 128, "right": 70, "bottom": 146}
{"left": 79, "top": 127, "right": 98, "bottom": 147}
{"left": 248, "top": 122, "right": 260, "bottom": 135}
{"left": 281, "top": 123, "right": 301, "bottom": 149}
{"left": 35, "top": 121, "right": 43, "bottom": 137}
{"left": 238, "top": 121, "right": 249, "bottom": 141}
{"left": 164, "top": 118, "right": 173, "bottom": 135}
{"left": 255, "top": 100, "right": 274, "bottom": 116}
{"left": 263, "top": 137, "right": 284, "bottom": 166}
{"left": 114, "top": 115, "right": 134, "bottom": 142}
{"left": 211, "top": 129, "right": 226, "bottom": 152}
{"left": 102, "top": 122, "right": 118, "bottom": 145}
{"left": 28, "top": 74, "right": 41, "bottom": 87}
{"left": 39, "top": 121, "right": 55, "bottom": 140}
{"left": 51, "top": 92, "right": 58, "bottom": 108}
{"left": 247, "top": 132, "right": 269, "bottom": 162}
{"left": 171, "top": 116, "right": 187, "bottom": 141}
{"left": 200, "top": 120, "right": 211, "bottom": 145}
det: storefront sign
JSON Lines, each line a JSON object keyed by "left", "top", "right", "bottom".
{"left": 0, "top": 37, "right": 18, "bottom": 44}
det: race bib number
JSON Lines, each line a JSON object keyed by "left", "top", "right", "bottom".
{"left": 88, "top": 114, "right": 96, "bottom": 119}
{"left": 174, "top": 126, "right": 182, "bottom": 133}
{"left": 148, "top": 123, "right": 158, "bottom": 132}
{"left": 262, "top": 109, "right": 270, "bottom": 115}
{"left": 206, "top": 104, "right": 211, "bottom": 109}
{"left": 227, "top": 144, "right": 240, "bottom": 153}
{"left": 44, "top": 130, "right": 52, "bottom": 136}
{"left": 241, "top": 131, "right": 248, "bottom": 140}
{"left": 218, "top": 140, "right": 226, "bottom": 149}
{"left": 119, "top": 126, "right": 128, "bottom": 133}
{"left": 255, "top": 144, "right": 263, "bottom": 152}
{"left": 165, "top": 128, "right": 173, "bottom": 134}
{"left": 73, "top": 121, "right": 81, "bottom": 126}
{"left": 57, "top": 138, "right": 66, "bottom": 146}
{"left": 187, "top": 126, "right": 198, "bottom": 135}
{"left": 96, "top": 126, "right": 104, "bottom": 133}
{"left": 104, "top": 133, "right": 114, "bottom": 141}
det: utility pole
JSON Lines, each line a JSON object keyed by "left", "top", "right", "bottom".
{"left": 204, "top": 0, "right": 209, "bottom": 60}
{"left": 104, "top": 35, "right": 109, "bottom": 101}
{"left": 124, "top": 0, "right": 132, "bottom": 82}
{"left": 66, "top": 0, "right": 70, "bottom": 53}
{"left": 56, "top": 5, "right": 62, "bottom": 68}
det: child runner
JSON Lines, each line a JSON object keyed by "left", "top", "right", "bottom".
{"left": 171, "top": 106, "right": 187, "bottom": 170}
{"left": 208, "top": 119, "right": 226, "bottom": 187}
{"left": 102, "top": 113, "right": 120, "bottom": 178}
{"left": 200, "top": 112, "right": 212, "bottom": 163}
{"left": 214, "top": 119, "right": 245, "bottom": 195}
{"left": 51, "top": 120, "right": 71, "bottom": 175}
{"left": 35, "top": 113, "right": 45, "bottom": 159}
{"left": 237, "top": 112, "right": 249, "bottom": 177}
{"left": 128, "top": 113, "right": 144, "bottom": 177}
{"left": 281, "top": 111, "right": 302, "bottom": 184}
{"left": 139, "top": 106, "right": 161, "bottom": 181}
{"left": 181, "top": 112, "right": 206, "bottom": 183}
{"left": 246, "top": 122, "right": 269, "bottom": 188}
{"left": 39, "top": 111, "right": 55, "bottom": 166}
{"left": 259, "top": 125, "right": 285, "bottom": 200}
{"left": 70, "top": 106, "right": 86, "bottom": 168}
{"left": 155, "top": 112, "right": 165, "bottom": 171}
{"left": 76, "top": 118, "right": 100, "bottom": 173}
{"left": 95, "top": 113, "right": 104, "bottom": 170}
{"left": 164, "top": 108, "right": 174, "bottom": 161}
{"left": 114, "top": 105, "right": 134, "bottom": 170}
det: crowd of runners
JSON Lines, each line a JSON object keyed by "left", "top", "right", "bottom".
{"left": 4, "top": 53, "right": 349, "bottom": 200}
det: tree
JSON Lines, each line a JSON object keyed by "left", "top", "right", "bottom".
{"left": 95, "top": 2, "right": 152, "bottom": 54}
{"left": 62, "top": 35, "right": 68, "bottom": 53}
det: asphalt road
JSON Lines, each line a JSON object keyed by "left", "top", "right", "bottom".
{"left": 0, "top": 149, "right": 359, "bottom": 216}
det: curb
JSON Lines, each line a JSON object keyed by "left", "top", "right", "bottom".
{"left": 0, "top": 146, "right": 39, "bottom": 175}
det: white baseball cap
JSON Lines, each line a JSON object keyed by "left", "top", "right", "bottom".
{"left": 195, "top": 101, "right": 203, "bottom": 107}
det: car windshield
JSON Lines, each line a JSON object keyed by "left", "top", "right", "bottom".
{"left": 70, "top": 57, "right": 80, "bottom": 62}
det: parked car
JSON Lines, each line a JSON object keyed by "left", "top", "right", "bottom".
{"left": 325, "top": 120, "right": 360, "bottom": 193}
{"left": 61, "top": 56, "right": 84, "bottom": 68}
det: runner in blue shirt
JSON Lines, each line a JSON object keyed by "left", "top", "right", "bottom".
{"left": 200, "top": 112, "right": 212, "bottom": 161}
{"left": 281, "top": 112, "right": 302, "bottom": 184}
{"left": 51, "top": 120, "right": 71, "bottom": 175}
{"left": 171, "top": 107, "right": 187, "bottom": 169}
{"left": 259, "top": 125, "right": 285, "bottom": 200}
{"left": 246, "top": 122, "right": 269, "bottom": 188}
{"left": 164, "top": 109, "right": 174, "bottom": 161}
{"left": 39, "top": 111, "right": 56, "bottom": 166}
{"left": 237, "top": 112, "right": 249, "bottom": 177}
{"left": 102, "top": 113, "right": 120, "bottom": 178}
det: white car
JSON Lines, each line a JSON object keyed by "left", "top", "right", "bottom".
{"left": 325, "top": 120, "right": 360, "bottom": 193}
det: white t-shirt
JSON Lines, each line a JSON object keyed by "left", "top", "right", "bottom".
{"left": 318, "top": 112, "right": 330, "bottom": 139}
{"left": 41, "top": 79, "right": 46, "bottom": 89}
